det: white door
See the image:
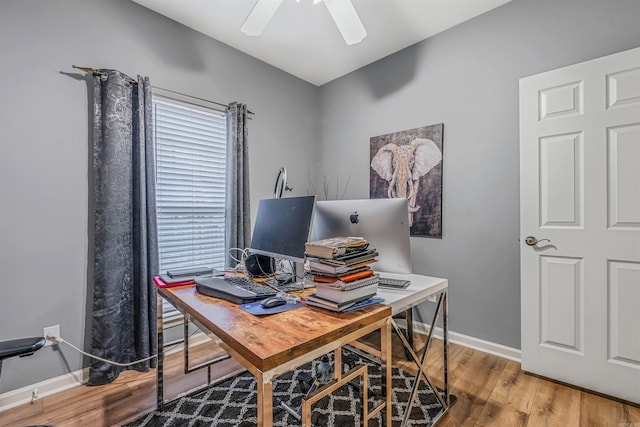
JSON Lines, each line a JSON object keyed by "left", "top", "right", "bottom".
{"left": 520, "top": 46, "right": 640, "bottom": 403}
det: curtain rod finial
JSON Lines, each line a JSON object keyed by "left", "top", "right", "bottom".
{"left": 72, "top": 65, "right": 96, "bottom": 74}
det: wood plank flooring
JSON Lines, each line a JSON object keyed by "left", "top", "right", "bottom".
{"left": 1, "top": 332, "right": 638, "bottom": 426}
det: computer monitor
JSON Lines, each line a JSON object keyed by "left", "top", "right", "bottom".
{"left": 312, "top": 198, "right": 412, "bottom": 274}
{"left": 249, "top": 195, "right": 317, "bottom": 281}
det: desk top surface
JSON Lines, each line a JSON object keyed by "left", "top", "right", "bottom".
{"left": 376, "top": 272, "right": 448, "bottom": 315}
{"left": 159, "top": 285, "right": 391, "bottom": 372}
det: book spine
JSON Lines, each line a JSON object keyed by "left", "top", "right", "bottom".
{"left": 304, "top": 237, "right": 368, "bottom": 259}
{"left": 313, "top": 275, "right": 338, "bottom": 283}
{"left": 305, "top": 293, "right": 373, "bottom": 311}
{"left": 338, "top": 269, "right": 374, "bottom": 282}
{"left": 316, "top": 274, "right": 379, "bottom": 290}
{"left": 315, "top": 283, "right": 378, "bottom": 303}
{"left": 308, "top": 261, "right": 350, "bottom": 274}
{"left": 305, "top": 295, "right": 341, "bottom": 309}
{"left": 305, "top": 299, "right": 345, "bottom": 312}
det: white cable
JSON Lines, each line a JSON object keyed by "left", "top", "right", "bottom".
{"left": 52, "top": 336, "right": 157, "bottom": 367}
{"left": 228, "top": 247, "right": 250, "bottom": 272}
{"left": 229, "top": 247, "right": 248, "bottom": 264}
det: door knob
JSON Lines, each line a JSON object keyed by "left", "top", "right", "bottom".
{"left": 525, "top": 236, "right": 550, "bottom": 246}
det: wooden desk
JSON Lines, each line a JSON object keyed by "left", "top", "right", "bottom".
{"left": 157, "top": 285, "right": 392, "bottom": 427}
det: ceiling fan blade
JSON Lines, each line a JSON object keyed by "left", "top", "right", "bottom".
{"left": 323, "top": 0, "right": 366, "bottom": 45}
{"left": 241, "top": 0, "right": 284, "bottom": 36}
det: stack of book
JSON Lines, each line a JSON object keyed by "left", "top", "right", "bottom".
{"left": 304, "top": 236, "right": 381, "bottom": 312}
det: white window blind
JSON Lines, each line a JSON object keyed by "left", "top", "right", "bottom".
{"left": 152, "top": 93, "right": 228, "bottom": 319}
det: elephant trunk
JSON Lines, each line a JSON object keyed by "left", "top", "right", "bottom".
{"left": 406, "top": 177, "right": 415, "bottom": 200}
{"left": 392, "top": 163, "right": 412, "bottom": 199}
{"left": 388, "top": 169, "right": 398, "bottom": 198}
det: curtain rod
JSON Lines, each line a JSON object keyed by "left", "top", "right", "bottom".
{"left": 72, "top": 65, "right": 137, "bottom": 84}
{"left": 153, "top": 86, "right": 254, "bottom": 115}
{"left": 72, "top": 65, "right": 254, "bottom": 115}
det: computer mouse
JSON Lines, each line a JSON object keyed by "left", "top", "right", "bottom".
{"left": 261, "top": 296, "right": 287, "bottom": 308}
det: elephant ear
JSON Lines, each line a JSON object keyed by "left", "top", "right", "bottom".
{"left": 410, "top": 138, "right": 442, "bottom": 180}
{"left": 371, "top": 143, "right": 396, "bottom": 181}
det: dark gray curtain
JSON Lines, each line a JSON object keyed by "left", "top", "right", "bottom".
{"left": 226, "top": 102, "right": 251, "bottom": 267}
{"left": 89, "top": 70, "right": 158, "bottom": 385}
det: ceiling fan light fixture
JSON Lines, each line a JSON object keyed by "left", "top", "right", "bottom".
{"left": 241, "top": 0, "right": 366, "bottom": 45}
{"left": 241, "top": 0, "right": 284, "bottom": 36}
{"left": 323, "top": 0, "right": 367, "bottom": 45}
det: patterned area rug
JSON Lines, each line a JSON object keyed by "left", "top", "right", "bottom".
{"left": 126, "top": 351, "right": 454, "bottom": 426}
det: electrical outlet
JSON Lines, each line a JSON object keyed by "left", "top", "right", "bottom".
{"left": 43, "top": 325, "right": 60, "bottom": 347}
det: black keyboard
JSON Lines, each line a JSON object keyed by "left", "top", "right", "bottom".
{"left": 195, "top": 276, "right": 277, "bottom": 304}
{"left": 378, "top": 277, "right": 411, "bottom": 289}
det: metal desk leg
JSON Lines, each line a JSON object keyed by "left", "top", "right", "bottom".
{"left": 382, "top": 318, "right": 392, "bottom": 427}
{"left": 394, "top": 290, "right": 449, "bottom": 427}
{"left": 406, "top": 308, "right": 415, "bottom": 350}
{"left": 443, "top": 291, "right": 449, "bottom": 407}
{"left": 156, "top": 293, "right": 165, "bottom": 407}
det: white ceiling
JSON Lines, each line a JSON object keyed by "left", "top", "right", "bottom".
{"left": 132, "top": 0, "right": 512, "bottom": 86}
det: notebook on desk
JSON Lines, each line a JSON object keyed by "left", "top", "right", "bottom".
{"left": 154, "top": 275, "right": 194, "bottom": 288}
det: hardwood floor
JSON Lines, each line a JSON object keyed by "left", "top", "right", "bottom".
{"left": 0, "top": 340, "right": 244, "bottom": 427}
{"left": 1, "top": 332, "right": 638, "bottom": 426}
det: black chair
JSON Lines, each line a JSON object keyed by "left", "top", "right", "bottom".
{"left": 0, "top": 337, "right": 52, "bottom": 426}
{"left": 0, "top": 337, "right": 46, "bottom": 379}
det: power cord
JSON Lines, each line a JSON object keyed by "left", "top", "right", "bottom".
{"left": 46, "top": 335, "right": 157, "bottom": 367}
{"left": 228, "top": 247, "right": 249, "bottom": 273}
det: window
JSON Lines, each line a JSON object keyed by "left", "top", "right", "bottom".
{"left": 152, "top": 91, "right": 228, "bottom": 319}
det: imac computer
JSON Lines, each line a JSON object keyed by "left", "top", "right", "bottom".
{"left": 312, "top": 198, "right": 412, "bottom": 274}
{"left": 249, "top": 195, "right": 317, "bottom": 284}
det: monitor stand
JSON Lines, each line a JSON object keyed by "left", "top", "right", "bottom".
{"left": 280, "top": 261, "right": 312, "bottom": 291}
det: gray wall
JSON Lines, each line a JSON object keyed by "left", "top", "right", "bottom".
{"left": 1, "top": 0, "right": 639, "bottom": 396}
{"left": 0, "top": 0, "right": 318, "bottom": 393}
{"left": 317, "top": 0, "right": 640, "bottom": 348}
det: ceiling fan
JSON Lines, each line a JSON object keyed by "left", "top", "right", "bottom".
{"left": 241, "top": 0, "right": 367, "bottom": 45}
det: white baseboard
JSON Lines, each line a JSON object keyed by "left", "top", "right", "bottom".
{"left": 0, "top": 367, "right": 87, "bottom": 412}
{"left": 0, "top": 332, "right": 212, "bottom": 413}
{"left": 1, "top": 326, "right": 520, "bottom": 412}
{"left": 411, "top": 320, "right": 522, "bottom": 362}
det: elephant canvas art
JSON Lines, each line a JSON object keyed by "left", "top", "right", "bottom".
{"left": 370, "top": 124, "right": 443, "bottom": 237}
